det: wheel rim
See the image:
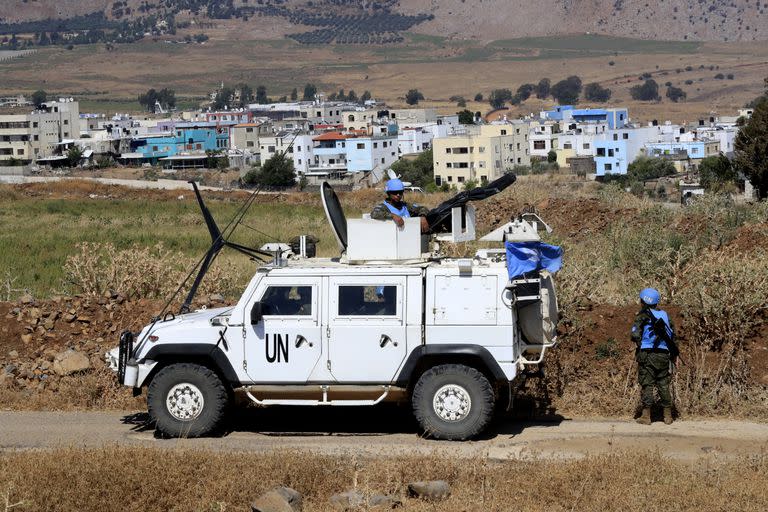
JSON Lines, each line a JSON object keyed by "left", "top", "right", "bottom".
{"left": 433, "top": 384, "right": 472, "bottom": 422}
{"left": 166, "top": 382, "right": 205, "bottom": 421}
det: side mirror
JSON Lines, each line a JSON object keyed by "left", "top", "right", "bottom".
{"left": 250, "top": 302, "right": 263, "bottom": 325}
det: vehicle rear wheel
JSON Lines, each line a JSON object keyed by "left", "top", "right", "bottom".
{"left": 411, "top": 364, "right": 495, "bottom": 440}
{"left": 147, "top": 363, "right": 229, "bottom": 438}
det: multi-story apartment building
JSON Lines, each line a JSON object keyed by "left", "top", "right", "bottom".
{"left": 529, "top": 120, "right": 560, "bottom": 158}
{"left": 230, "top": 121, "right": 272, "bottom": 151}
{"left": 259, "top": 132, "right": 315, "bottom": 175}
{"left": 0, "top": 99, "right": 79, "bottom": 164}
{"left": 432, "top": 123, "right": 530, "bottom": 187}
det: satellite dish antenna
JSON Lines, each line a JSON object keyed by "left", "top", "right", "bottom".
{"left": 387, "top": 168, "right": 398, "bottom": 180}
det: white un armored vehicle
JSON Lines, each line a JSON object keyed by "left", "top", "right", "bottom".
{"left": 108, "top": 176, "right": 560, "bottom": 440}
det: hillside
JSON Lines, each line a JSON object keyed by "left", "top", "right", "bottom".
{"left": 0, "top": 0, "right": 766, "bottom": 42}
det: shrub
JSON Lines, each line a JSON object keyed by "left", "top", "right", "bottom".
{"left": 551, "top": 76, "right": 582, "bottom": 105}
{"left": 474, "top": 92, "right": 483, "bottom": 101}
{"left": 488, "top": 88, "right": 513, "bottom": 109}
{"left": 666, "top": 85, "right": 686, "bottom": 103}
{"left": 584, "top": 82, "right": 612, "bottom": 102}
{"left": 405, "top": 88, "right": 424, "bottom": 105}
{"left": 629, "top": 79, "right": 660, "bottom": 101}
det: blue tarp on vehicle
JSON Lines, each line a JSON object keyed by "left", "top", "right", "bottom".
{"left": 505, "top": 241, "right": 563, "bottom": 279}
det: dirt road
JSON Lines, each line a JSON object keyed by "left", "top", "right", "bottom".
{"left": 2, "top": 409, "right": 766, "bottom": 461}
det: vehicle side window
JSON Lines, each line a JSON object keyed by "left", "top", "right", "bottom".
{"left": 260, "top": 286, "right": 312, "bottom": 316}
{"left": 338, "top": 285, "right": 396, "bottom": 316}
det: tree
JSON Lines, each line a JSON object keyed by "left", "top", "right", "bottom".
{"left": 405, "top": 89, "right": 424, "bottom": 105}
{"left": 630, "top": 79, "right": 660, "bottom": 101}
{"left": 516, "top": 83, "right": 535, "bottom": 101}
{"left": 361, "top": 90, "right": 372, "bottom": 102}
{"left": 302, "top": 83, "right": 317, "bottom": 101}
{"left": 347, "top": 90, "right": 358, "bottom": 102}
{"left": 389, "top": 149, "right": 434, "bottom": 188}
{"left": 212, "top": 86, "right": 234, "bottom": 109}
{"left": 290, "top": 87, "right": 298, "bottom": 101}
{"left": 255, "top": 85, "right": 268, "bottom": 104}
{"left": 474, "top": 93, "right": 483, "bottom": 102}
{"left": 250, "top": 153, "right": 296, "bottom": 187}
{"left": 535, "top": 78, "right": 551, "bottom": 99}
{"left": 627, "top": 156, "right": 676, "bottom": 182}
{"left": 665, "top": 85, "right": 686, "bottom": 103}
{"left": 550, "top": 76, "right": 582, "bottom": 105}
{"left": 237, "top": 84, "right": 253, "bottom": 107}
{"left": 66, "top": 146, "right": 83, "bottom": 167}
{"left": 457, "top": 109, "right": 474, "bottom": 124}
{"left": 734, "top": 93, "right": 768, "bottom": 200}
{"left": 698, "top": 154, "right": 737, "bottom": 191}
{"left": 31, "top": 90, "right": 47, "bottom": 108}
{"left": 584, "top": 82, "right": 612, "bottom": 102}
{"left": 488, "top": 88, "right": 513, "bottom": 109}
{"left": 547, "top": 150, "right": 557, "bottom": 163}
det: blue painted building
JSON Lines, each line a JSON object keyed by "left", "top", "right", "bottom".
{"left": 594, "top": 139, "right": 629, "bottom": 177}
{"left": 543, "top": 106, "right": 629, "bottom": 129}
{"left": 129, "top": 122, "right": 230, "bottom": 162}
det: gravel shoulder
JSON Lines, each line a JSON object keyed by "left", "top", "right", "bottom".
{"left": 2, "top": 410, "right": 766, "bottom": 462}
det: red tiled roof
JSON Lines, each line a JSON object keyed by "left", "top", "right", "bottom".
{"left": 313, "top": 131, "right": 348, "bottom": 141}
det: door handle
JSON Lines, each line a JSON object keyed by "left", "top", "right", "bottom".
{"left": 295, "top": 335, "right": 313, "bottom": 348}
{"left": 379, "top": 334, "right": 398, "bottom": 348}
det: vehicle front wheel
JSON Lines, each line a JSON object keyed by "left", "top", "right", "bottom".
{"left": 147, "top": 363, "right": 229, "bottom": 438}
{"left": 411, "top": 364, "right": 495, "bottom": 440}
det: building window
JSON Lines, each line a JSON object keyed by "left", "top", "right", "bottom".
{"left": 63, "top": 120, "right": 68, "bottom": 125}
{"left": 373, "top": 143, "right": 378, "bottom": 148}
{"left": 458, "top": 176, "right": 465, "bottom": 183}
{"left": 357, "top": 143, "right": 364, "bottom": 149}
{"left": 17, "top": 149, "right": 24, "bottom": 155}
{"left": 501, "top": 129, "right": 507, "bottom": 135}
{"left": 597, "top": 148, "right": 606, "bottom": 156}
{"left": 33, "top": 122, "right": 38, "bottom": 128}
{"left": 605, "top": 163, "right": 613, "bottom": 170}
{"left": 153, "top": 146, "right": 159, "bottom": 151}
{"left": 196, "top": 144, "right": 202, "bottom": 150}
{"left": 613, "top": 133, "right": 618, "bottom": 141}
{"left": 608, "top": 149, "right": 614, "bottom": 157}
{"left": 623, "top": 133, "right": 629, "bottom": 139}
{"left": 479, "top": 146, "right": 485, "bottom": 153}
{"left": 517, "top": 157, "right": 521, "bottom": 164}
{"left": 381, "top": 158, "right": 385, "bottom": 164}
{"left": 583, "top": 143, "right": 590, "bottom": 149}
{"left": 563, "top": 143, "right": 572, "bottom": 149}
{"left": 435, "top": 176, "right": 442, "bottom": 186}
{"left": 246, "top": 128, "right": 253, "bottom": 133}
{"left": 268, "top": 146, "right": 275, "bottom": 152}
{"left": 446, "top": 148, "right": 452, "bottom": 154}
{"left": 447, "top": 176, "right": 453, "bottom": 182}
{"left": 33, "top": 135, "right": 38, "bottom": 141}
{"left": 533, "top": 140, "right": 546, "bottom": 150}
{"left": 247, "top": 141, "right": 254, "bottom": 147}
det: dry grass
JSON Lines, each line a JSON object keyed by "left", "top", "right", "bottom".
{"left": 0, "top": 447, "right": 767, "bottom": 511}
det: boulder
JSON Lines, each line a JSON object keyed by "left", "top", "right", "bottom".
{"left": 329, "top": 490, "right": 365, "bottom": 511}
{"left": 368, "top": 494, "right": 402, "bottom": 509}
{"left": 28, "top": 308, "right": 42, "bottom": 321}
{"left": 251, "top": 486, "right": 302, "bottom": 512}
{"left": 19, "top": 293, "right": 34, "bottom": 304}
{"left": 20, "top": 334, "right": 33, "bottom": 344}
{"left": 407, "top": 481, "right": 451, "bottom": 501}
{"left": 53, "top": 349, "right": 91, "bottom": 376}
{"left": 63, "top": 313, "right": 77, "bottom": 323}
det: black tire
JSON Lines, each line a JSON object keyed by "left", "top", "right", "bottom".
{"left": 147, "top": 363, "right": 230, "bottom": 438}
{"left": 411, "top": 364, "right": 495, "bottom": 441}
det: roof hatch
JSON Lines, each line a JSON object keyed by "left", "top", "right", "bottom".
{"left": 321, "top": 181, "right": 348, "bottom": 252}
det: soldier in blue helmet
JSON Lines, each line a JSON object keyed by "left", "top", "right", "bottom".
{"left": 631, "top": 287, "right": 677, "bottom": 425}
{"left": 370, "top": 178, "right": 430, "bottom": 233}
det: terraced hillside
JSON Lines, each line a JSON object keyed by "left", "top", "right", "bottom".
{"left": 0, "top": 0, "right": 766, "bottom": 42}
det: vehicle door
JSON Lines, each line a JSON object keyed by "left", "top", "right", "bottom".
{"left": 244, "top": 276, "right": 322, "bottom": 383}
{"left": 327, "top": 275, "right": 407, "bottom": 383}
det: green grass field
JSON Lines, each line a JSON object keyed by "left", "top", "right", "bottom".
{"left": 0, "top": 190, "right": 351, "bottom": 297}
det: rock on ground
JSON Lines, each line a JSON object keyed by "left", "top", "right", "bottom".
{"left": 251, "top": 486, "right": 302, "bottom": 512}
{"left": 52, "top": 349, "right": 90, "bottom": 376}
{"left": 407, "top": 480, "right": 451, "bottom": 501}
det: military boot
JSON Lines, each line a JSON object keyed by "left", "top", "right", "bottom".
{"left": 663, "top": 407, "right": 674, "bottom": 425}
{"left": 636, "top": 407, "right": 651, "bottom": 425}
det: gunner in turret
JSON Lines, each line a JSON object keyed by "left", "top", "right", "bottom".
{"left": 370, "top": 178, "right": 430, "bottom": 233}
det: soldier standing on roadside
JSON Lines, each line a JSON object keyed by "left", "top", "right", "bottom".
{"left": 631, "top": 288, "right": 678, "bottom": 425}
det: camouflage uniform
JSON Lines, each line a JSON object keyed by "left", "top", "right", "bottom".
{"left": 631, "top": 307, "right": 675, "bottom": 408}
{"left": 370, "top": 200, "right": 429, "bottom": 221}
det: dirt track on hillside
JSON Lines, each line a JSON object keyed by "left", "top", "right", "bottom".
{"left": 2, "top": 409, "right": 766, "bottom": 462}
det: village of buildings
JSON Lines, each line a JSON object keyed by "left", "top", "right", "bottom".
{"left": 0, "top": 91, "right": 758, "bottom": 199}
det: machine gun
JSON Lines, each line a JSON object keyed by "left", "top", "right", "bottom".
{"left": 650, "top": 314, "right": 683, "bottom": 365}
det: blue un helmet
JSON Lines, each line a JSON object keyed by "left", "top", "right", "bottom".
{"left": 385, "top": 178, "right": 405, "bottom": 193}
{"left": 639, "top": 288, "right": 660, "bottom": 306}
